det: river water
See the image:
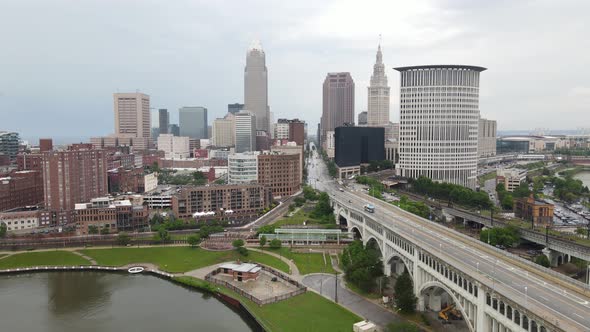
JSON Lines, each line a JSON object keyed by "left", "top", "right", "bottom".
{"left": 573, "top": 171, "right": 590, "bottom": 188}
{"left": 0, "top": 272, "right": 260, "bottom": 332}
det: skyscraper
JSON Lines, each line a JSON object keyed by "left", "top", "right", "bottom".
{"left": 244, "top": 40, "right": 270, "bottom": 133}
{"left": 396, "top": 65, "right": 485, "bottom": 189}
{"left": 113, "top": 93, "right": 151, "bottom": 140}
{"left": 234, "top": 111, "right": 256, "bottom": 153}
{"left": 320, "top": 72, "right": 354, "bottom": 149}
{"left": 179, "top": 107, "right": 208, "bottom": 139}
{"left": 367, "top": 45, "right": 390, "bottom": 127}
{"left": 159, "top": 109, "right": 169, "bottom": 135}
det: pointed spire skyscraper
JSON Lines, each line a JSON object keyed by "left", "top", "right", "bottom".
{"left": 244, "top": 40, "right": 270, "bottom": 133}
{"left": 367, "top": 43, "right": 390, "bottom": 127}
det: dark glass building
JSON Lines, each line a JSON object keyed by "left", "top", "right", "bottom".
{"left": 334, "top": 126, "right": 385, "bottom": 167}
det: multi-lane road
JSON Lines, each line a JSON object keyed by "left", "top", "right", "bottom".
{"left": 307, "top": 146, "right": 590, "bottom": 332}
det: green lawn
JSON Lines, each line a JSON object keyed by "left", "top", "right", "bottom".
{"left": 273, "top": 209, "right": 324, "bottom": 227}
{"left": 0, "top": 254, "right": 7, "bottom": 259}
{"left": 79, "top": 247, "right": 289, "bottom": 273}
{"left": 0, "top": 251, "right": 90, "bottom": 270}
{"left": 175, "top": 276, "right": 360, "bottom": 332}
{"left": 263, "top": 248, "right": 336, "bottom": 275}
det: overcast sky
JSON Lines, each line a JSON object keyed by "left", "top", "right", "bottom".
{"left": 1, "top": 0, "right": 589, "bottom": 141}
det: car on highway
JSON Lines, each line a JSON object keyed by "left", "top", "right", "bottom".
{"left": 364, "top": 204, "right": 375, "bottom": 213}
{"left": 339, "top": 187, "right": 344, "bottom": 192}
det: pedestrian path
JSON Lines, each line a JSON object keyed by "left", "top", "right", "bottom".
{"left": 71, "top": 251, "right": 97, "bottom": 265}
{"left": 248, "top": 247, "right": 301, "bottom": 278}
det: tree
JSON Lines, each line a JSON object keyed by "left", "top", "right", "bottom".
{"left": 341, "top": 240, "right": 384, "bottom": 293}
{"left": 500, "top": 194, "right": 514, "bottom": 210}
{"left": 394, "top": 270, "right": 417, "bottom": 314}
{"left": 232, "top": 239, "right": 245, "bottom": 248}
{"left": 513, "top": 183, "right": 531, "bottom": 198}
{"left": 88, "top": 225, "right": 99, "bottom": 235}
{"left": 259, "top": 235, "right": 267, "bottom": 248}
{"left": 269, "top": 239, "right": 282, "bottom": 249}
{"left": 187, "top": 234, "right": 200, "bottom": 247}
{"left": 237, "top": 246, "right": 249, "bottom": 256}
{"left": 0, "top": 223, "right": 6, "bottom": 238}
{"left": 116, "top": 232, "right": 131, "bottom": 246}
{"left": 535, "top": 255, "right": 551, "bottom": 268}
{"left": 154, "top": 228, "right": 171, "bottom": 242}
{"left": 100, "top": 226, "right": 110, "bottom": 235}
{"left": 256, "top": 225, "right": 276, "bottom": 236}
{"left": 479, "top": 226, "right": 520, "bottom": 247}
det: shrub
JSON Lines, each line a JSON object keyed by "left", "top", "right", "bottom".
{"left": 269, "top": 239, "right": 282, "bottom": 249}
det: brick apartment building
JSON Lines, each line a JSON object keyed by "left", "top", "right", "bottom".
{"left": 42, "top": 149, "right": 108, "bottom": 211}
{"left": 514, "top": 194, "right": 555, "bottom": 227}
{"left": 17, "top": 153, "right": 43, "bottom": 172}
{"left": 0, "top": 170, "right": 43, "bottom": 212}
{"left": 257, "top": 152, "right": 301, "bottom": 198}
{"left": 75, "top": 198, "right": 148, "bottom": 234}
{"left": 172, "top": 184, "right": 272, "bottom": 221}
{"left": 0, "top": 206, "right": 41, "bottom": 232}
{"left": 108, "top": 167, "right": 145, "bottom": 193}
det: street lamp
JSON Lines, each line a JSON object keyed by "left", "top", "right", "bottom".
{"left": 476, "top": 262, "right": 479, "bottom": 274}
{"left": 525, "top": 286, "right": 528, "bottom": 307}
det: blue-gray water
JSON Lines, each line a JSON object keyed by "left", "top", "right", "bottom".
{"left": 0, "top": 272, "right": 259, "bottom": 332}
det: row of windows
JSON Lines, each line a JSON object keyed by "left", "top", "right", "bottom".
{"left": 419, "top": 252, "right": 478, "bottom": 298}
{"left": 486, "top": 294, "right": 546, "bottom": 332}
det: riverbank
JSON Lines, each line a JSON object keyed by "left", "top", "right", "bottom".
{"left": 0, "top": 247, "right": 361, "bottom": 332}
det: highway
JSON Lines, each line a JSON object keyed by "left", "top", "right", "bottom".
{"left": 307, "top": 146, "right": 590, "bottom": 332}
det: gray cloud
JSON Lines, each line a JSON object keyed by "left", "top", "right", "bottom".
{"left": 1, "top": 0, "right": 589, "bottom": 141}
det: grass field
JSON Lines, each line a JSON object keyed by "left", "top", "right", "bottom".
{"left": 79, "top": 247, "right": 290, "bottom": 273}
{"left": 175, "top": 276, "right": 360, "bottom": 332}
{"left": 273, "top": 209, "right": 324, "bottom": 227}
{"left": 263, "top": 248, "right": 337, "bottom": 275}
{"left": 0, "top": 251, "right": 90, "bottom": 269}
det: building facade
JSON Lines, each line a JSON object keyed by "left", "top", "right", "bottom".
{"left": 0, "top": 207, "right": 40, "bottom": 232}
{"left": 367, "top": 45, "right": 390, "bottom": 127}
{"left": 179, "top": 106, "right": 208, "bottom": 139}
{"left": 0, "top": 131, "right": 19, "bottom": 164}
{"left": 234, "top": 111, "right": 256, "bottom": 153}
{"left": 228, "top": 153, "right": 258, "bottom": 184}
{"left": 157, "top": 134, "right": 190, "bottom": 159}
{"left": 244, "top": 40, "right": 270, "bottom": 133}
{"left": 321, "top": 72, "right": 354, "bottom": 149}
{"left": 42, "top": 148, "right": 108, "bottom": 211}
{"left": 39, "top": 138, "right": 53, "bottom": 152}
{"left": 334, "top": 126, "right": 385, "bottom": 179}
{"left": 496, "top": 168, "right": 526, "bottom": 192}
{"left": 75, "top": 198, "right": 148, "bottom": 234}
{"left": 159, "top": 109, "right": 169, "bottom": 135}
{"left": 358, "top": 111, "right": 368, "bottom": 125}
{"left": 514, "top": 195, "right": 554, "bottom": 227}
{"left": 0, "top": 170, "right": 43, "bottom": 212}
{"left": 212, "top": 114, "right": 235, "bottom": 147}
{"left": 275, "top": 120, "right": 290, "bottom": 140}
{"left": 172, "top": 184, "right": 272, "bottom": 220}
{"left": 113, "top": 93, "right": 151, "bottom": 144}
{"left": 228, "top": 103, "right": 244, "bottom": 115}
{"left": 478, "top": 118, "right": 497, "bottom": 157}
{"left": 257, "top": 152, "right": 301, "bottom": 198}
{"left": 396, "top": 65, "right": 485, "bottom": 189}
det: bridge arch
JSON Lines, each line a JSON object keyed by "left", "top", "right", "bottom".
{"left": 350, "top": 226, "right": 362, "bottom": 240}
{"left": 365, "top": 236, "right": 383, "bottom": 258}
{"left": 385, "top": 253, "right": 411, "bottom": 277}
{"left": 418, "top": 281, "right": 475, "bottom": 332}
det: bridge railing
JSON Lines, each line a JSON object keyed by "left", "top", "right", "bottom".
{"left": 342, "top": 194, "right": 590, "bottom": 293}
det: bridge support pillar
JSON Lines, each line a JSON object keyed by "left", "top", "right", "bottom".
{"left": 383, "top": 260, "right": 392, "bottom": 277}
{"left": 476, "top": 286, "right": 488, "bottom": 332}
{"left": 542, "top": 248, "right": 565, "bottom": 267}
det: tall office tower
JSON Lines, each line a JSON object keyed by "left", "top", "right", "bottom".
{"left": 0, "top": 131, "right": 19, "bottom": 163}
{"left": 212, "top": 114, "right": 235, "bottom": 147}
{"left": 358, "top": 111, "right": 368, "bottom": 125}
{"left": 478, "top": 117, "right": 497, "bottom": 157}
{"left": 320, "top": 73, "right": 354, "bottom": 148}
{"left": 367, "top": 45, "right": 390, "bottom": 127}
{"left": 113, "top": 93, "right": 151, "bottom": 139}
{"left": 179, "top": 106, "right": 208, "bottom": 139}
{"left": 42, "top": 148, "right": 108, "bottom": 211}
{"left": 234, "top": 111, "right": 256, "bottom": 153}
{"left": 228, "top": 103, "right": 244, "bottom": 115}
{"left": 395, "top": 65, "right": 485, "bottom": 189}
{"left": 158, "top": 109, "right": 169, "bottom": 135}
{"left": 244, "top": 40, "right": 270, "bottom": 132}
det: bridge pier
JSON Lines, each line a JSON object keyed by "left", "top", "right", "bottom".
{"left": 542, "top": 248, "right": 566, "bottom": 267}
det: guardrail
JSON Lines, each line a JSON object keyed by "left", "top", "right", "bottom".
{"left": 0, "top": 265, "right": 175, "bottom": 278}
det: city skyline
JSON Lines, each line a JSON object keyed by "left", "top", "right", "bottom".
{"left": 2, "top": 0, "right": 589, "bottom": 140}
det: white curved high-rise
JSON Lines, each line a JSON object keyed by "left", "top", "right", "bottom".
{"left": 244, "top": 40, "right": 270, "bottom": 133}
{"left": 395, "top": 65, "right": 486, "bottom": 189}
{"left": 367, "top": 44, "right": 390, "bottom": 127}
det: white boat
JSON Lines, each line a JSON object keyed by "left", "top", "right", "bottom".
{"left": 128, "top": 266, "right": 145, "bottom": 274}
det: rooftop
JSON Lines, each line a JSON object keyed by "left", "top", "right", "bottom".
{"left": 394, "top": 65, "right": 487, "bottom": 72}
{"left": 219, "top": 262, "right": 261, "bottom": 273}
